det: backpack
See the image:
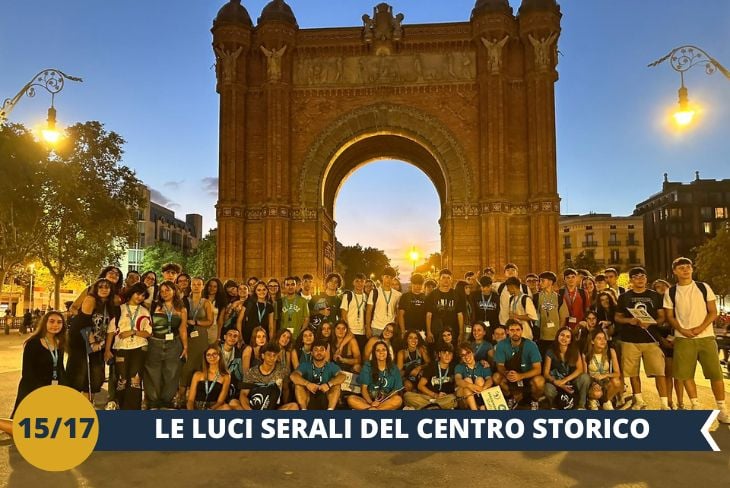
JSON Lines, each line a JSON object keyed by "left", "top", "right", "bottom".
{"left": 343, "top": 289, "right": 377, "bottom": 310}
{"left": 666, "top": 282, "right": 708, "bottom": 311}
{"left": 497, "top": 282, "right": 529, "bottom": 297}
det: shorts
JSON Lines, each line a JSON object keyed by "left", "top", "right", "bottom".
{"left": 672, "top": 336, "right": 724, "bottom": 381}
{"left": 621, "top": 342, "right": 665, "bottom": 377}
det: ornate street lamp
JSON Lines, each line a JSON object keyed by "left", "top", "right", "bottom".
{"left": 648, "top": 45, "right": 730, "bottom": 127}
{"left": 0, "top": 69, "right": 82, "bottom": 142}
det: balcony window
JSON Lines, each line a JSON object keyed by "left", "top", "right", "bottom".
{"left": 715, "top": 207, "right": 728, "bottom": 219}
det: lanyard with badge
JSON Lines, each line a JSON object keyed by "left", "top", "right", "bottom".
{"left": 436, "top": 364, "right": 448, "bottom": 391}
{"left": 283, "top": 297, "right": 295, "bottom": 324}
{"left": 312, "top": 363, "right": 325, "bottom": 384}
{"left": 540, "top": 292, "right": 556, "bottom": 330}
{"left": 383, "top": 290, "right": 393, "bottom": 320}
{"left": 126, "top": 304, "right": 140, "bottom": 344}
{"left": 354, "top": 293, "right": 365, "bottom": 325}
{"left": 189, "top": 298, "right": 203, "bottom": 338}
{"left": 203, "top": 372, "right": 221, "bottom": 408}
{"left": 163, "top": 304, "right": 175, "bottom": 341}
{"left": 44, "top": 337, "right": 59, "bottom": 384}
{"left": 257, "top": 302, "right": 267, "bottom": 325}
{"left": 564, "top": 289, "right": 578, "bottom": 324}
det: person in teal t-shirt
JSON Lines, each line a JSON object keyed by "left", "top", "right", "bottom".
{"left": 348, "top": 340, "right": 403, "bottom": 410}
{"left": 290, "top": 341, "right": 345, "bottom": 410}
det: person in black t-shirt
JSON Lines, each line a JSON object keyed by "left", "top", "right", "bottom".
{"left": 425, "top": 269, "right": 465, "bottom": 344}
{"left": 471, "top": 276, "right": 500, "bottom": 340}
{"left": 615, "top": 267, "right": 668, "bottom": 410}
{"left": 398, "top": 273, "right": 428, "bottom": 335}
{"left": 403, "top": 342, "right": 458, "bottom": 410}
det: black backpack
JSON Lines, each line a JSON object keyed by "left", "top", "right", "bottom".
{"left": 666, "top": 282, "right": 708, "bottom": 310}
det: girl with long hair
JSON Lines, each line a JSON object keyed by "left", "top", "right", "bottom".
{"left": 11, "top": 311, "right": 67, "bottom": 416}
{"left": 347, "top": 340, "right": 403, "bottom": 410}
{"left": 67, "top": 278, "right": 120, "bottom": 401}
{"left": 203, "top": 277, "right": 227, "bottom": 343}
{"left": 238, "top": 281, "right": 274, "bottom": 343}
{"left": 175, "top": 273, "right": 192, "bottom": 299}
{"left": 315, "top": 321, "right": 337, "bottom": 361}
{"left": 582, "top": 276, "right": 598, "bottom": 311}
{"left": 187, "top": 344, "right": 231, "bottom": 410}
{"left": 141, "top": 271, "right": 158, "bottom": 310}
{"left": 242, "top": 326, "right": 268, "bottom": 374}
{"left": 144, "top": 281, "right": 188, "bottom": 409}
{"left": 363, "top": 322, "right": 396, "bottom": 362}
{"left": 584, "top": 328, "right": 623, "bottom": 410}
{"left": 104, "top": 282, "right": 151, "bottom": 409}
{"left": 332, "top": 320, "right": 362, "bottom": 373}
{"left": 217, "top": 280, "right": 241, "bottom": 342}
{"left": 179, "top": 277, "right": 214, "bottom": 404}
{"left": 292, "top": 325, "right": 316, "bottom": 368}
{"left": 397, "top": 329, "right": 430, "bottom": 392}
{"left": 543, "top": 326, "right": 591, "bottom": 409}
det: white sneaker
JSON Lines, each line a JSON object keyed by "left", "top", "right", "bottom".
{"left": 402, "top": 406, "right": 416, "bottom": 410}
{"left": 105, "top": 401, "right": 118, "bottom": 411}
{"left": 717, "top": 411, "right": 730, "bottom": 424}
{"left": 602, "top": 401, "right": 614, "bottom": 410}
{"left": 660, "top": 405, "right": 671, "bottom": 411}
{"left": 631, "top": 399, "right": 648, "bottom": 410}
{"left": 587, "top": 400, "right": 599, "bottom": 411}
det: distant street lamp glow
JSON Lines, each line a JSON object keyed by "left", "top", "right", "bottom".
{"left": 41, "top": 106, "right": 61, "bottom": 143}
{"left": 409, "top": 246, "right": 419, "bottom": 274}
{"left": 649, "top": 45, "right": 729, "bottom": 128}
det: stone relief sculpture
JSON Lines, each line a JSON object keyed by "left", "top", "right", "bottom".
{"left": 528, "top": 32, "right": 557, "bottom": 70}
{"left": 481, "top": 35, "right": 509, "bottom": 74}
{"left": 293, "top": 52, "right": 476, "bottom": 86}
{"left": 214, "top": 45, "right": 243, "bottom": 83}
{"left": 260, "top": 44, "right": 288, "bottom": 82}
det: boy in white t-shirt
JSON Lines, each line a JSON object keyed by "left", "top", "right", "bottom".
{"left": 664, "top": 257, "right": 729, "bottom": 423}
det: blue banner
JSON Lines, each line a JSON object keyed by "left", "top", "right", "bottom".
{"left": 95, "top": 410, "right": 721, "bottom": 451}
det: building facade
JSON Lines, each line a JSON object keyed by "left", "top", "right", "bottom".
{"left": 559, "top": 213, "right": 644, "bottom": 273}
{"left": 212, "top": 0, "right": 563, "bottom": 281}
{"left": 123, "top": 186, "right": 204, "bottom": 272}
{"left": 635, "top": 173, "right": 730, "bottom": 280}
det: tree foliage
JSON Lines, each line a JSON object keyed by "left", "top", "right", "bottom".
{"left": 694, "top": 226, "right": 730, "bottom": 297}
{"left": 335, "top": 241, "right": 391, "bottom": 287}
{"left": 35, "top": 122, "right": 143, "bottom": 308}
{"left": 0, "top": 124, "right": 46, "bottom": 292}
{"left": 141, "top": 242, "right": 187, "bottom": 275}
{"left": 186, "top": 231, "right": 217, "bottom": 279}
{"left": 565, "top": 251, "right": 600, "bottom": 274}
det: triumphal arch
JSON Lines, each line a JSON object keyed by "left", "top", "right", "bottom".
{"left": 212, "top": 0, "right": 562, "bottom": 281}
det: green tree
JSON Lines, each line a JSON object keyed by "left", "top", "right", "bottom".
{"left": 186, "top": 231, "right": 217, "bottom": 278}
{"left": 694, "top": 226, "right": 730, "bottom": 297}
{"left": 335, "top": 241, "right": 391, "bottom": 287}
{"left": 566, "top": 251, "right": 600, "bottom": 274}
{"left": 0, "top": 124, "right": 46, "bottom": 294}
{"left": 141, "top": 242, "right": 187, "bottom": 275}
{"left": 36, "top": 122, "right": 143, "bottom": 308}
{"left": 415, "top": 252, "right": 442, "bottom": 275}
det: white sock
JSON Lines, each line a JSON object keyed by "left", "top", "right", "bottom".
{"left": 716, "top": 400, "right": 726, "bottom": 411}
{"left": 660, "top": 397, "right": 669, "bottom": 408}
{"left": 690, "top": 398, "right": 701, "bottom": 409}
{"left": 633, "top": 393, "right": 644, "bottom": 403}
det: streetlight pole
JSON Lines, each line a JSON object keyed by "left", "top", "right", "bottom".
{"left": 28, "top": 264, "right": 35, "bottom": 313}
{"left": 648, "top": 45, "right": 730, "bottom": 126}
{"left": 1, "top": 68, "right": 82, "bottom": 142}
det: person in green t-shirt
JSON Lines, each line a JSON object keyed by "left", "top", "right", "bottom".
{"left": 278, "top": 276, "right": 310, "bottom": 338}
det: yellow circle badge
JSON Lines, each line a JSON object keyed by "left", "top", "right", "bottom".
{"left": 13, "top": 385, "right": 99, "bottom": 471}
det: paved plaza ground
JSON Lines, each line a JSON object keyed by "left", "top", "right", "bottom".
{"left": 0, "top": 333, "right": 728, "bottom": 487}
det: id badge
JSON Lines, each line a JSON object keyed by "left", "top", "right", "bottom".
{"left": 465, "top": 325, "right": 472, "bottom": 335}
{"left": 547, "top": 322, "right": 555, "bottom": 329}
{"left": 483, "top": 321, "right": 490, "bottom": 328}
{"left": 568, "top": 317, "right": 577, "bottom": 324}
{"left": 190, "top": 330, "right": 199, "bottom": 338}
{"left": 165, "top": 333, "right": 174, "bottom": 341}
{"left": 51, "top": 379, "right": 59, "bottom": 386}
{"left": 287, "top": 327, "right": 294, "bottom": 335}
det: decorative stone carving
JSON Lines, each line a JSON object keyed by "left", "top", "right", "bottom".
{"left": 362, "top": 3, "right": 405, "bottom": 56}
{"left": 294, "top": 52, "right": 476, "bottom": 86}
{"left": 323, "top": 241, "right": 334, "bottom": 260}
{"left": 214, "top": 45, "right": 244, "bottom": 83}
{"left": 260, "top": 44, "right": 287, "bottom": 82}
{"left": 481, "top": 35, "right": 509, "bottom": 74}
{"left": 528, "top": 32, "right": 557, "bottom": 71}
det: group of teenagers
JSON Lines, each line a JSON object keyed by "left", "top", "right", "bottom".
{"left": 5, "top": 256, "right": 729, "bottom": 422}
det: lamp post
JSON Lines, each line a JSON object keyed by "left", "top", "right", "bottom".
{"left": 28, "top": 264, "right": 35, "bottom": 313}
{"left": 648, "top": 45, "right": 730, "bottom": 127}
{"left": 0, "top": 69, "right": 83, "bottom": 142}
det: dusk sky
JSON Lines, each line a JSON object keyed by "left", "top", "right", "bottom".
{"left": 2, "top": 1, "right": 729, "bottom": 272}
